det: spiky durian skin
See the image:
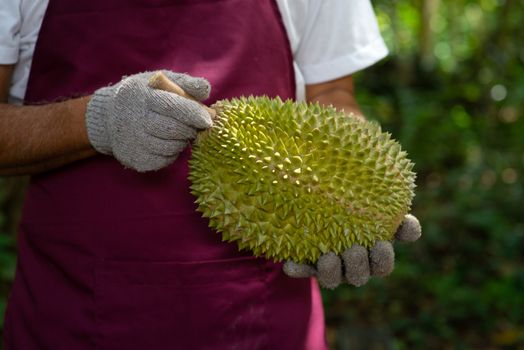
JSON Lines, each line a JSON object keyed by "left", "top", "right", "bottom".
{"left": 189, "top": 97, "right": 416, "bottom": 264}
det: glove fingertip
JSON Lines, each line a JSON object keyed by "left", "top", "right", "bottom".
{"left": 370, "top": 241, "right": 395, "bottom": 277}
{"left": 189, "top": 105, "right": 214, "bottom": 129}
{"left": 147, "top": 90, "right": 213, "bottom": 129}
{"left": 317, "top": 253, "right": 342, "bottom": 289}
{"left": 283, "top": 261, "right": 316, "bottom": 279}
{"left": 168, "top": 72, "right": 211, "bottom": 101}
{"left": 190, "top": 77, "right": 212, "bottom": 101}
{"left": 395, "top": 214, "right": 422, "bottom": 242}
{"left": 342, "top": 245, "right": 370, "bottom": 287}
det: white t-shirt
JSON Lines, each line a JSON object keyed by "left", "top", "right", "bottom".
{"left": 0, "top": 0, "right": 388, "bottom": 104}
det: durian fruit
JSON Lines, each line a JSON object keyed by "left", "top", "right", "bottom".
{"left": 189, "top": 96, "right": 416, "bottom": 264}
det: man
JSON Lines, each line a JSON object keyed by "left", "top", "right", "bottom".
{"left": 0, "top": 0, "right": 420, "bottom": 348}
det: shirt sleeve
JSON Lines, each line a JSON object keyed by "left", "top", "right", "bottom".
{"left": 0, "top": 0, "right": 22, "bottom": 64}
{"left": 295, "top": 0, "right": 388, "bottom": 84}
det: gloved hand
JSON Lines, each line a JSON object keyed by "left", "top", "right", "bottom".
{"left": 86, "top": 70, "right": 213, "bottom": 172}
{"left": 283, "top": 214, "right": 421, "bottom": 289}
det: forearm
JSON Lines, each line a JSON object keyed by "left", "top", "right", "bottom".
{"left": 307, "top": 88, "right": 364, "bottom": 119}
{"left": 305, "top": 75, "right": 365, "bottom": 120}
{"left": 0, "top": 96, "right": 97, "bottom": 176}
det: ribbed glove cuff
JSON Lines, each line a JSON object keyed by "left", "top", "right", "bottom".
{"left": 86, "top": 87, "right": 113, "bottom": 155}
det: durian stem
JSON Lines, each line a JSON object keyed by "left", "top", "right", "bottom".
{"left": 148, "top": 72, "right": 216, "bottom": 118}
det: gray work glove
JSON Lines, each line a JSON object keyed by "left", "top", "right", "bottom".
{"left": 283, "top": 214, "right": 422, "bottom": 289}
{"left": 86, "top": 70, "right": 213, "bottom": 172}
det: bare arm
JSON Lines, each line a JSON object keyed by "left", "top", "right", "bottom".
{"left": 305, "top": 75, "right": 365, "bottom": 120}
{"left": 0, "top": 64, "right": 97, "bottom": 176}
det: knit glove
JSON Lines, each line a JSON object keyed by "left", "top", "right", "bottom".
{"left": 86, "top": 70, "right": 213, "bottom": 172}
{"left": 283, "top": 214, "right": 421, "bottom": 289}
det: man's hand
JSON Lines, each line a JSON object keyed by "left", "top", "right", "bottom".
{"left": 283, "top": 214, "right": 422, "bottom": 289}
{"left": 0, "top": 68, "right": 212, "bottom": 176}
{"left": 86, "top": 71, "right": 213, "bottom": 172}
{"left": 301, "top": 76, "right": 421, "bottom": 289}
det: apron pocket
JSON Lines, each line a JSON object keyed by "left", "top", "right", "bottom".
{"left": 94, "top": 257, "right": 270, "bottom": 350}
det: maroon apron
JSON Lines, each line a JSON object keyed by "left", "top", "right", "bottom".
{"left": 3, "top": 0, "right": 327, "bottom": 349}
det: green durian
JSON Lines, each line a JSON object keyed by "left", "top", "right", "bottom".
{"left": 189, "top": 96, "right": 416, "bottom": 264}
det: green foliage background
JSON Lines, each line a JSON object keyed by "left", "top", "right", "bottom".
{"left": 1, "top": 0, "right": 523, "bottom": 348}
{"left": 324, "top": 0, "right": 524, "bottom": 348}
